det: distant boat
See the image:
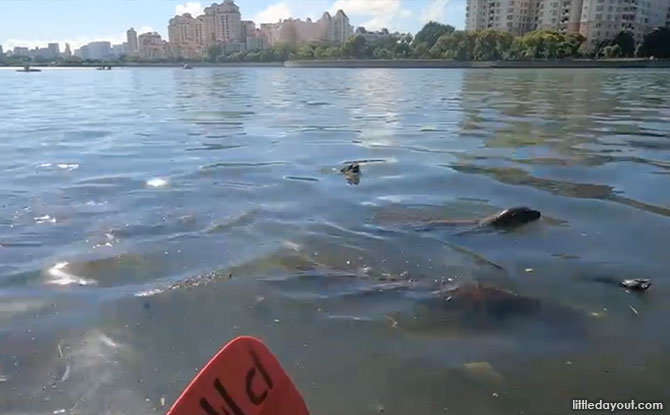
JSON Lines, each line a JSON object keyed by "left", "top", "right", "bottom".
{"left": 183, "top": 63, "right": 193, "bottom": 70}
{"left": 16, "top": 65, "right": 41, "bottom": 73}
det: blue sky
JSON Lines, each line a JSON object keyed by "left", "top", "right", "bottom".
{"left": 0, "top": 0, "right": 466, "bottom": 51}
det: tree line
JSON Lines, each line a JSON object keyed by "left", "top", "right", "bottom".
{"left": 210, "top": 22, "right": 670, "bottom": 62}
{"left": 2, "top": 23, "right": 669, "bottom": 66}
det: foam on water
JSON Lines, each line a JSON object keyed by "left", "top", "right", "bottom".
{"left": 47, "top": 262, "right": 97, "bottom": 286}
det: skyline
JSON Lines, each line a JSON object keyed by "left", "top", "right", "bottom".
{"left": 0, "top": 0, "right": 466, "bottom": 52}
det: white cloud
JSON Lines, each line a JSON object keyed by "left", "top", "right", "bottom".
{"left": 254, "top": 2, "right": 293, "bottom": 23}
{"left": 420, "top": 0, "right": 450, "bottom": 22}
{"left": 331, "top": 0, "right": 412, "bottom": 30}
{"left": 175, "top": 2, "right": 204, "bottom": 17}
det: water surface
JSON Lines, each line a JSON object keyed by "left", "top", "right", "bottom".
{"left": 1, "top": 67, "right": 669, "bottom": 414}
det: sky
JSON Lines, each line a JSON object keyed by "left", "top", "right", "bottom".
{"left": 0, "top": 0, "right": 466, "bottom": 51}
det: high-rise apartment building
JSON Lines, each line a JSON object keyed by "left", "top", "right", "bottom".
{"left": 204, "top": 0, "right": 242, "bottom": 43}
{"left": 259, "top": 10, "right": 353, "bottom": 46}
{"left": 47, "top": 43, "right": 60, "bottom": 58}
{"left": 242, "top": 20, "right": 257, "bottom": 40}
{"left": 579, "top": 0, "right": 669, "bottom": 48}
{"left": 138, "top": 32, "right": 166, "bottom": 60}
{"left": 466, "top": 0, "right": 670, "bottom": 50}
{"left": 127, "top": 28, "right": 138, "bottom": 55}
{"left": 536, "top": 0, "right": 583, "bottom": 33}
{"left": 332, "top": 10, "right": 354, "bottom": 42}
{"left": 466, "top": 0, "right": 535, "bottom": 35}
{"left": 166, "top": 0, "right": 353, "bottom": 58}
{"left": 169, "top": 14, "right": 197, "bottom": 45}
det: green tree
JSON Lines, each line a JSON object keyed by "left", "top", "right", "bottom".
{"left": 508, "top": 30, "right": 571, "bottom": 59}
{"left": 373, "top": 47, "right": 393, "bottom": 59}
{"left": 561, "top": 33, "right": 585, "bottom": 58}
{"left": 341, "top": 35, "right": 368, "bottom": 58}
{"left": 612, "top": 31, "right": 635, "bottom": 57}
{"left": 638, "top": 27, "right": 670, "bottom": 58}
{"left": 413, "top": 42, "right": 432, "bottom": 59}
{"left": 601, "top": 44, "right": 622, "bottom": 58}
{"left": 431, "top": 31, "right": 476, "bottom": 60}
{"left": 473, "top": 30, "right": 514, "bottom": 60}
{"left": 273, "top": 43, "right": 297, "bottom": 61}
{"left": 296, "top": 44, "right": 315, "bottom": 59}
{"left": 391, "top": 33, "right": 414, "bottom": 58}
{"left": 413, "top": 21, "right": 456, "bottom": 49}
{"left": 207, "top": 45, "right": 222, "bottom": 62}
{"left": 319, "top": 46, "right": 342, "bottom": 59}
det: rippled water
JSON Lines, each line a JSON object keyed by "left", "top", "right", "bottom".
{"left": 1, "top": 67, "right": 669, "bottom": 414}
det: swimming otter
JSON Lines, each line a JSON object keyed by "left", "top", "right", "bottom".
{"left": 340, "top": 163, "right": 361, "bottom": 185}
{"left": 340, "top": 163, "right": 360, "bottom": 175}
{"left": 620, "top": 278, "right": 652, "bottom": 291}
{"left": 583, "top": 276, "right": 652, "bottom": 292}
{"left": 428, "top": 206, "right": 541, "bottom": 229}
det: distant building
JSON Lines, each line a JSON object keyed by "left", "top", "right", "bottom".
{"left": 165, "top": 0, "right": 351, "bottom": 58}
{"left": 246, "top": 35, "right": 266, "bottom": 51}
{"left": 332, "top": 10, "right": 353, "bottom": 43}
{"left": 63, "top": 43, "right": 72, "bottom": 59}
{"left": 13, "top": 47, "right": 30, "bottom": 57}
{"left": 138, "top": 32, "right": 167, "bottom": 60}
{"left": 579, "top": 0, "right": 669, "bottom": 49}
{"left": 222, "top": 41, "right": 246, "bottom": 55}
{"left": 260, "top": 10, "right": 353, "bottom": 46}
{"left": 205, "top": 0, "right": 242, "bottom": 43}
{"left": 73, "top": 41, "right": 112, "bottom": 60}
{"left": 169, "top": 13, "right": 197, "bottom": 44}
{"left": 47, "top": 43, "right": 60, "bottom": 58}
{"left": 535, "top": 0, "right": 582, "bottom": 33}
{"left": 111, "top": 43, "right": 128, "bottom": 57}
{"left": 465, "top": 0, "right": 535, "bottom": 36}
{"left": 88, "top": 41, "right": 112, "bottom": 59}
{"left": 354, "top": 27, "right": 391, "bottom": 42}
{"left": 466, "top": 0, "right": 670, "bottom": 51}
{"left": 242, "top": 20, "right": 257, "bottom": 39}
{"left": 127, "top": 28, "right": 139, "bottom": 56}
{"left": 74, "top": 45, "right": 89, "bottom": 60}
{"left": 167, "top": 1, "right": 246, "bottom": 59}
{"left": 168, "top": 13, "right": 203, "bottom": 59}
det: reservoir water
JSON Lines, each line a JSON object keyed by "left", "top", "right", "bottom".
{"left": 1, "top": 67, "right": 669, "bottom": 414}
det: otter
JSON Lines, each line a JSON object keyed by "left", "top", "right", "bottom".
{"left": 620, "top": 278, "right": 652, "bottom": 291}
{"left": 340, "top": 163, "right": 361, "bottom": 185}
{"left": 427, "top": 206, "right": 541, "bottom": 230}
{"left": 582, "top": 276, "right": 652, "bottom": 292}
{"left": 340, "top": 163, "right": 361, "bottom": 175}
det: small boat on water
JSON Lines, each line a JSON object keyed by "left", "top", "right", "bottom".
{"left": 183, "top": 63, "right": 193, "bottom": 70}
{"left": 16, "top": 65, "right": 41, "bottom": 73}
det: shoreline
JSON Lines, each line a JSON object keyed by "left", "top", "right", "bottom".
{"left": 284, "top": 59, "right": 670, "bottom": 69}
{"left": 2, "top": 58, "right": 669, "bottom": 69}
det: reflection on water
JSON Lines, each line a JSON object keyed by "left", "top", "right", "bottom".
{"left": 0, "top": 67, "right": 669, "bottom": 414}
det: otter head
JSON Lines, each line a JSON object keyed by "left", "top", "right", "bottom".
{"left": 340, "top": 163, "right": 360, "bottom": 175}
{"left": 486, "top": 206, "right": 541, "bottom": 228}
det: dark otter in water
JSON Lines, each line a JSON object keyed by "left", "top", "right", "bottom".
{"left": 428, "top": 206, "right": 541, "bottom": 229}
{"left": 620, "top": 278, "right": 652, "bottom": 291}
{"left": 583, "top": 276, "right": 652, "bottom": 292}
{"left": 340, "top": 163, "right": 361, "bottom": 185}
{"left": 340, "top": 163, "right": 361, "bottom": 175}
